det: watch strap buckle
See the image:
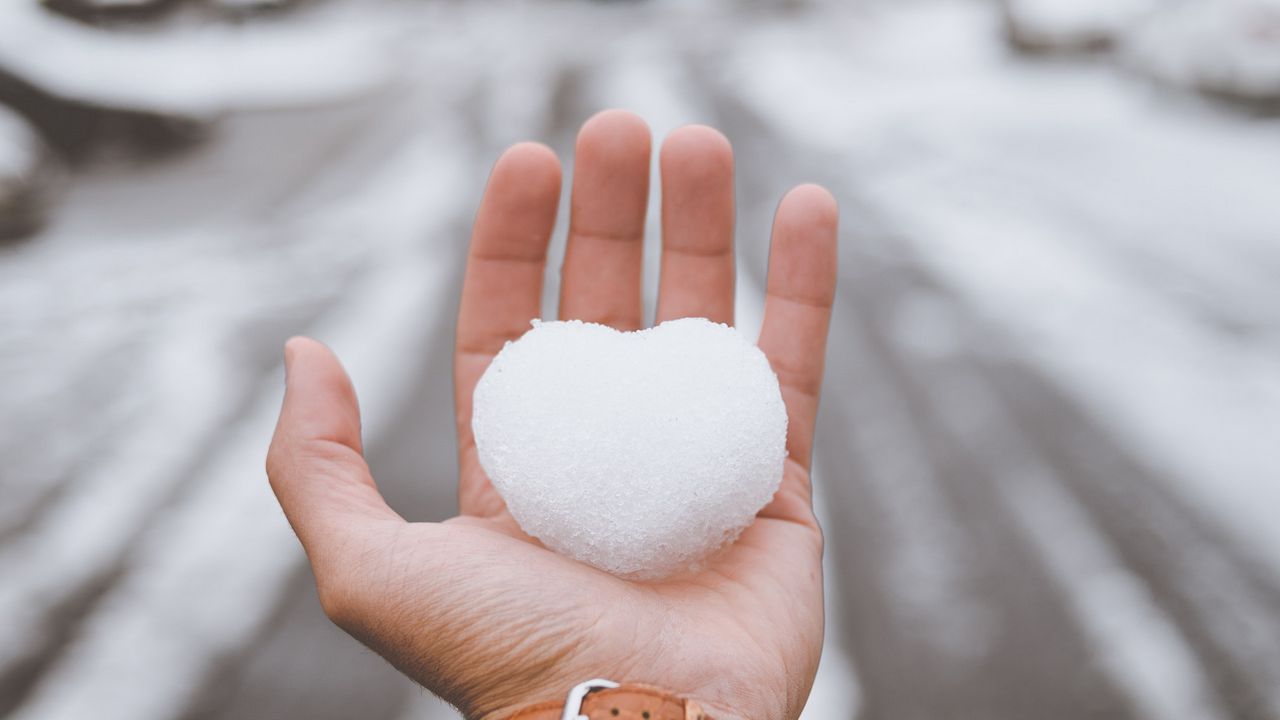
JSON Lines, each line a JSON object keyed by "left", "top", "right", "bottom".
{"left": 560, "top": 678, "right": 620, "bottom": 720}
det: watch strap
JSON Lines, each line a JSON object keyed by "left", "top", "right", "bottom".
{"left": 506, "top": 683, "right": 712, "bottom": 720}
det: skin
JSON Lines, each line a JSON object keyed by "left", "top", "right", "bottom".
{"left": 266, "top": 110, "right": 838, "bottom": 720}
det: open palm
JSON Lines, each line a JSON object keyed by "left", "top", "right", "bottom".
{"left": 267, "top": 110, "right": 838, "bottom": 720}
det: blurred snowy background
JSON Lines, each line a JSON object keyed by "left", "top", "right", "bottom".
{"left": 1, "top": 0, "right": 1279, "bottom": 718}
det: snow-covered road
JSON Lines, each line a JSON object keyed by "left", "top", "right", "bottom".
{"left": 1, "top": 1, "right": 1277, "bottom": 718}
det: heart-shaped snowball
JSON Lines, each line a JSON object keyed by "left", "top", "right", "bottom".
{"left": 472, "top": 317, "right": 787, "bottom": 579}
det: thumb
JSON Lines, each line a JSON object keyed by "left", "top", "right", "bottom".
{"left": 266, "top": 337, "right": 402, "bottom": 569}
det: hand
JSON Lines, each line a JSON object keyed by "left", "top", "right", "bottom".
{"left": 267, "top": 110, "right": 838, "bottom": 720}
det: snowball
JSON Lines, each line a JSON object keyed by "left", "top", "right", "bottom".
{"left": 472, "top": 318, "right": 788, "bottom": 579}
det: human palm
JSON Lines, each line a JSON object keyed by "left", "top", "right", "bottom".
{"left": 267, "top": 110, "right": 838, "bottom": 720}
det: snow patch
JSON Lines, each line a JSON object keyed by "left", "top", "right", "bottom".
{"left": 0, "top": 3, "right": 397, "bottom": 116}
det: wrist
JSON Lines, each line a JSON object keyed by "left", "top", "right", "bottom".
{"left": 482, "top": 679, "right": 746, "bottom": 720}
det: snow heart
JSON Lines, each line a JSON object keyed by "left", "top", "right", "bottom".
{"left": 472, "top": 318, "right": 788, "bottom": 579}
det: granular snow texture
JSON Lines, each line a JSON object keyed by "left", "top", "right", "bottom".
{"left": 472, "top": 318, "right": 788, "bottom": 579}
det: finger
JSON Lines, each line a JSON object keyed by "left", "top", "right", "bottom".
{"left": 757, "top": 185, "right": 838, "bottom": 473}
{"left": 559, "top": 109, "right": 651, "bottom": 330}
{"left": 267, "top": 337, "right": 403, "bottom": 570}
{"left": 656, "top": 125, "right": 736, "bottom": 325}
{"left": 455, "top": 143, "right": 562, "bottom": 474}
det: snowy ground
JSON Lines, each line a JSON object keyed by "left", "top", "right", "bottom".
{"left": 1, "top": 1, "right": 1278, "bottom": 719}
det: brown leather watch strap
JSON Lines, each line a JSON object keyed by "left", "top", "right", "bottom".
{"left": 507, "top": 683, "right": 713, "bottom": 720}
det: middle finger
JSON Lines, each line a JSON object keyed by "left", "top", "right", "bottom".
{"left": 559, "top": 110, "right": 652, "bottom": 330}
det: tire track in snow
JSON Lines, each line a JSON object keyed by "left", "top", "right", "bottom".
{"left": 7, "top": 127, "right": 474, "bottom": 720}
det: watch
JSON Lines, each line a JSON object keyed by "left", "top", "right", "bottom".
{"left": 505, "top": 678, "right": 715, "bottom": 720}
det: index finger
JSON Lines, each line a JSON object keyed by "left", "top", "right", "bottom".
{"left": 455, "top": 143, "right": 562, "bottom": 471}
